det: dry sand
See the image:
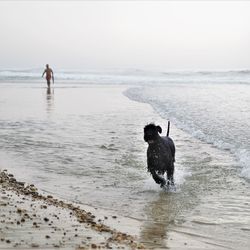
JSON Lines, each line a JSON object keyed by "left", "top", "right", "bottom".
{"left": 0, "top": 169, "right": 144, "bottom": 249}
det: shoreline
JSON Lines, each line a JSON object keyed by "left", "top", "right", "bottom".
{"left": 1, "top": 83, "right": 249, "bottom": 250}
{"left": 0, "top": 169, "right": 144, "bottom": 249}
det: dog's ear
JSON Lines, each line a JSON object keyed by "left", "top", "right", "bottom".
{"left": 156, "top": 126, "right": 162, "bottom": 134}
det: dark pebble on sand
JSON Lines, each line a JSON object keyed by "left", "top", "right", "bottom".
{"left": 17, "top": 208, "right": 22, "bottom": 213}
{"left": 17, "top": 181, "right": 25, "bottom": 186}
{"left": 44, "top": 217, "right": 49, "bottom": 222}
{"left": 31, "top": 243, "right": 39, "bottom": 248}
{"left": 45, "top": 235, "right": 50, "bottom": 239}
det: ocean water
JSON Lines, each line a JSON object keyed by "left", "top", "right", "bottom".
{"left": 0, "top": 69, "right": 250, "bottom": 249}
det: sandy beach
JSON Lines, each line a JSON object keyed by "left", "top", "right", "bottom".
{"left": 0, "top": 83, "right": 249, "bottom": 250}
{"left": 0, "top": 169, "right": 144, "bottom": 249}
{"left": 0, "top": 84, "right": 147, "bottom": 249}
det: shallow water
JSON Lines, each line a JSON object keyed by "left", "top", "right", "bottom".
{"left": 125, "top": 82, "right": 250, "bottom": 180}
{"left": 0, "top": 80, "right": 250, "bottom": 249}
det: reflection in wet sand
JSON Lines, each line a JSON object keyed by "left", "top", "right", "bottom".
{"left": 46, "top": 87, "right": 54, "bottom": 113}
{"left": 140, "top": 191, "right": 179, "bottom": 249}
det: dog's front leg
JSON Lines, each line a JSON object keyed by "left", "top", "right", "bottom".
{"left": 150, "top": 170, "right": 166, "bottom": 187}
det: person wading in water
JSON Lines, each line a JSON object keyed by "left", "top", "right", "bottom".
{"left": 42, "top": 64, "right": 54, "bottom": 88}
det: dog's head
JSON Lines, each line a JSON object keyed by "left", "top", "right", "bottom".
{"left": 144, "top": 123, "right": 162, "bottom": 144}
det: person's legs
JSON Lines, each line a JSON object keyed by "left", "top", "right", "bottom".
{"left": 47, "top": 78, "right": 51, "bottom": 88}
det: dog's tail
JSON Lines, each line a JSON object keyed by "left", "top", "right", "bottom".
{"left": 167, "top": 120, "right": 170, "bottom": 137}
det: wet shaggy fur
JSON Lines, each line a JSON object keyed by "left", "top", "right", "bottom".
{"left": 144, "top": 123, "right": 175, "bottom": 187}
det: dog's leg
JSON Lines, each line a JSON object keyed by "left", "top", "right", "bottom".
{"left": 150, "top": 170, "right": 166, "bottom": 187}
{"left": 167, "top": 164, "right": 175, "bottom": 186}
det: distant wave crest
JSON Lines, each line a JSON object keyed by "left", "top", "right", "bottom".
{"left": 0, "top": 68, "right": 250, "bottom": 85}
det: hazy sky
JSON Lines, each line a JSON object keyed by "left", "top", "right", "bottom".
{"left": 0, "top": 1, "right": 250, "bottom": 71}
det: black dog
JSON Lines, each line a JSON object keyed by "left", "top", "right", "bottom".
{"left": 144, "top": 121, "right": 175, "bottom": 188}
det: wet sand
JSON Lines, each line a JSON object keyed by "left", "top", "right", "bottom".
{"left": 0, "top": 170, "right": 144, "bottom": 249}
{"left": 1, "top": 84, "right": 249, "bottom": 250}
